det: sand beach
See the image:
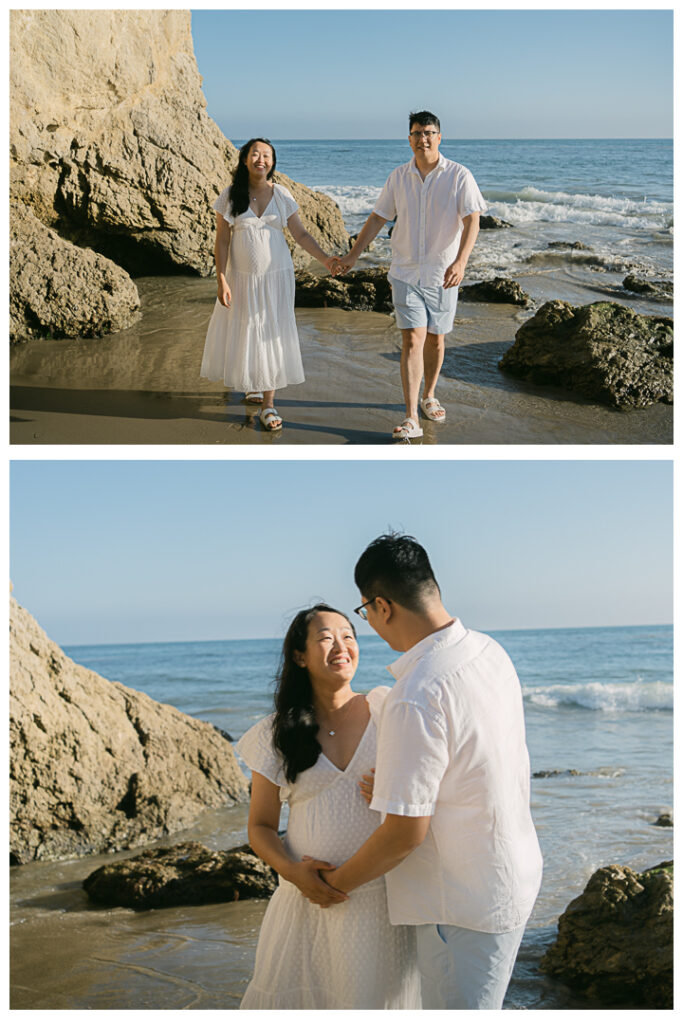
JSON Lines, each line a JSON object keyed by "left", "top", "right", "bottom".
{"left": 10, "top": 272, "right": 672, "bottom": 446}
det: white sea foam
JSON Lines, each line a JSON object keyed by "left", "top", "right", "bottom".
{"left": 486, "top": 186, "right": 671, "bottom": 231}
{"left": 523, "top": 680, "right": 672, "bottom": 712}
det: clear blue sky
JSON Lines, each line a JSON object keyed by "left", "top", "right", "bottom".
{"left": 191, "top": 9, "right": 673, "bottom": 139}
{"left": 10, "top": 460, "right": 672, "bottom": 646}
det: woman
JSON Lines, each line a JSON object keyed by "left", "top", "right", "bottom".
{"left": 235, "top": 604, "right": 421, "bottom": 1009}
{"left": 200, "top": 138, "right": 339, "bottom": 432}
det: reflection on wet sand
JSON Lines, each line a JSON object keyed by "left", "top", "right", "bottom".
{"left": 10, "top": 275, "right": 672, "bottom": 445}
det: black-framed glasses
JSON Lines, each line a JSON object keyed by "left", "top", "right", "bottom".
{"left": 409, "top": 130, "right": 439, "bottom": 138}
{"left": 354, "top": 597, "right": 377, "bottom": 620}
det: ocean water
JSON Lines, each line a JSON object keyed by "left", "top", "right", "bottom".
{"left": 239, "top": 138, "right": 673, "bottom": 289}
{"left": 32, "top": 623, "right": 673, "bottom": 1008}
{"left": 66, "top": 623, "right": 673, "bottom": 925}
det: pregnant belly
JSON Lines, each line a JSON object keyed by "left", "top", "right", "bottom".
{"left": 230, "top": 229, "right": 292, "bottom": 275}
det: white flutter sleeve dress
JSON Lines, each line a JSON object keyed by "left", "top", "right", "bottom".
{"left": 234, "top": 686, "right": 421, "bottom": 1010}
{"left": 200, "top": 183, "right": 305, "bottom": 392}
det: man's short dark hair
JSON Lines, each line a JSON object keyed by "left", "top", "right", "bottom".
{"left": 409, "top": 110, "right": 440, "bottom": 132}
{"left": 354, "top": 533, "right": 441, "bottom": 613}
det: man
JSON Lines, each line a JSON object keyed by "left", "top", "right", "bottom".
{"left": 338, "top": 113, "right": 486, "bottom": 441}
{"left": 320, "top": 533, "right": 543, "bottom": 1009}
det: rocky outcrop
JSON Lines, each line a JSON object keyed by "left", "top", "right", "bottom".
{"left": 10, "top": 596, "right": 249, "bottom": 864}
{"left": 460, "top": 277, "right": 531, "bottom": 306}
{"left": 295, "top": 268, "right": 393, "bottom": 312}
{"left": 480, "top": 215, "right": 512, "bottom": 229}
{"left": 10, "top": 202, "right": 141, "bottom": 342}
{"left": 622, "top": 275, "right": 673, "bottom": 301}
{"left": 540, "top": 862, "right": 673, "bottom": 1008}
{"left": 10, "top": 10, "right": 348, "bottom": 341}
{"left": 83, "top": 841, "right": 277, "bottom": 909}
{"left": 547, "top": 241, "right": 591, "bottom": 251}
{"left": 499, "top": 301, "right": 673, "bottom": 409}
{"left": 654, "top": 813, "right": 673, "bottom": 828}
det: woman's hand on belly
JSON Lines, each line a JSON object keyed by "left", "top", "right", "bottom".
{"left": 286, "top": 855, "right": 349, "bottom": 907}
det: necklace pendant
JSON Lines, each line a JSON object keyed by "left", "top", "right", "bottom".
{"left": 328, "top": 730, "right": 335, "bottom": 736}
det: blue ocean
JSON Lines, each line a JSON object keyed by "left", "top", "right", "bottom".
{"left": 236, "top": 138, "right": 673, "bottom": 288}
{"left": 66, "top": 622, "right": 673, "bottom": 933}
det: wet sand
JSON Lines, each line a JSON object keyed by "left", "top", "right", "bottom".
{"left": 10, "top": 804, "right": 593, "bottom": 1011}
{"left": 10, "top": 273, "right": 672, "bottom": 446}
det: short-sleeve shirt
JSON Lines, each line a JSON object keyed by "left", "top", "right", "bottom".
{"left": 373, "top": 155, "right": 487, "bottom": 288}
{"left": 370, "top": 619, "right": 543, "bottom": 933}
{"left": 212, "top": 182, "right": 298, "bottom": 227}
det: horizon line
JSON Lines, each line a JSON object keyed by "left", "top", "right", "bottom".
{"left": 62, "top": 622, "right": 674, "bottom": 649}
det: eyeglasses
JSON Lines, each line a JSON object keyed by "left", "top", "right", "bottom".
{"left": 354, "top": 597, "right": 377, "bottom": 620}
{"left": 409, "top": 130, "right": 439, "bottom": 138}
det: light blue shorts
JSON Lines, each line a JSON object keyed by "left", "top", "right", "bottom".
{"left": 416, "top": 921, "right": 525, "bottom": 1009}
{"left": 389, "top": 275, "right": 458, "bottom": 334}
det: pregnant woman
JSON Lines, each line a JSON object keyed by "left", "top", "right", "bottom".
{"left": 235, "top": 604, "right": 420, "bottom": 1009}
{"left": 201, "top": 138, "right": 339, "bottom": 432}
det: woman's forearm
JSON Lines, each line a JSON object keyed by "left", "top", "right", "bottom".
{"left": 293, "top": 228, "right": 332, "bottom": 264}
{"left": 248, "top": 822, "right": 298, "bottom": 881}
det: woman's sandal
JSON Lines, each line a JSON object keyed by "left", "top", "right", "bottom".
{"left": 420, "top": 396, "right": 446, "bottom": 422}
{"left": 245, "top": 391, "right": 264, "bottom": 404}
{"left": 392, "top": 417, "right": 423, "bottom": 441}
{"left": 259, "top": 407, "right": 282, "bottom": 431}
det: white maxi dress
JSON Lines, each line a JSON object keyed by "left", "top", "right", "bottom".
{"left": 200, "top": 183, "right": 305, "bottom": 392}
{"left": 234, "top": 686, "right": 421, "bottom": 1010}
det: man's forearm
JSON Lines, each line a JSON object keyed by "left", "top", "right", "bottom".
{"left": 323, "top": 814, "right": 429, "bottom": 894}
{"left": 455, "top": 213, "right": 480, "bottom": 267}
{"left": 348, "top": 212, "right": 387, "bottom": 259}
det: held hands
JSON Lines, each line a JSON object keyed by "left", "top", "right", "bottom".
{"left": 443, "top": 259, "right": 466, "bottom": 289}
{"left": 217, "top": 276, "right": 232, "bottom": 307}
{"left": 321, "top": 253, "right": 358, "bottom": 277}
{"left": 291, "top": 855, "right": 348, "bottom": 907}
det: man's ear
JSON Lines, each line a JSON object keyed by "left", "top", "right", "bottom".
{"left": 374, "top": 596, "right": 392, "bottom": 621}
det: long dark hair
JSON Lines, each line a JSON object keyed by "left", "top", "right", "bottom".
{"left": 272, "top": 604, "right": 356, "bottom": 783}
{"left": 229, "top": 137, "right": 277, "bottom": 218}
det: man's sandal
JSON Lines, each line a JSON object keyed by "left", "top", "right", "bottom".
{"left": 259, "top": 407, "right": 282, "bottom": 432}
{"left": 392, "top": 417, "right": 423, "bottom": 441}
{"left": 245, "top": 391, "right": 263, "bottom": 404}
{"left": 420, "top": 397, "right": 446, "bottom": 422}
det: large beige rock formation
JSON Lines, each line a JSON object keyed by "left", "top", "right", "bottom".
{"left": 10, "top": 595, "right": 249, "bottom": 864}
{"left": 10, "top": 10, "right": 348, "bottom": 341}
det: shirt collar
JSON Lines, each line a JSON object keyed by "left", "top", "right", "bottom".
{"left": 408, "top": 153, "right": 447, "bottom": 178}
{"left": 387, "top": 617, "right": 468, "bottom": 680}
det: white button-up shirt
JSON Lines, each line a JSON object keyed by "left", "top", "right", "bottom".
{"left": 370, "top": 619, "right": 543, "bottom": 933}
{"left": 373, "top": 155, "right": 487, "bottom": 288}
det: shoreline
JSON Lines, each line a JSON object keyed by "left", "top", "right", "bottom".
{"left": 7, "top": 804, "right": 592, "bottom": 1011}
{"left": 10, "top": 272, "right": 673, "bottom": 446}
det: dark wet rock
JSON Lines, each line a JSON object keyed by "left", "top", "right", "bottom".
{"left": 540, "top": 861, "right": 673, "bottom": 1008}
{"left": 10, "top": 202, "right": 141, "bottom": 342}
{"left": 654, "top": 813, "right": 673, "bottom": 828}
{"left": 499, "top": 300, "right": 673, "bottom": 409}
{"left": 547, "top": 241, "right": 591, "bottom": 251}
{"left": 83, "top": 840, "right": 277, "bottom": 909}
{"left": 623, "top": 275, "right": 673, "bottom": 301}
{"left": 533, "top": 769, "right": 583, "bottom": 778}
{"left": 10, "top": 596, "right": 249, "bottom": 864}
{"left": 348, "top": 232, "right": 376, "bottom": 252}
{"left": 460, "top": 277, "right": 531, "bottom": 306}
{"left": 480, "top": 215, "right": 513, "bottom": 229}
{"left": 295, "top": 268, "right": 393, "bottom": 313}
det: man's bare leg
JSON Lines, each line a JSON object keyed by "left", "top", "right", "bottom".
{"left": 423, "top": 332, "right": 445, "bottom": 418}
{"left": 400, "top": 327, "right": 428, "bottom": 422}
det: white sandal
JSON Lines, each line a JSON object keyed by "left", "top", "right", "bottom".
{"left": 245, "top": 391, "right": 263, "bottom": 404}
{"left": 420, "top": 396, "right": 446, "bottom": 422}
{"left": 392, "top": 417, "right": 423, "bottom": 440}
{"left": 259, "top": 407, "right": 282, "bottom": 432}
